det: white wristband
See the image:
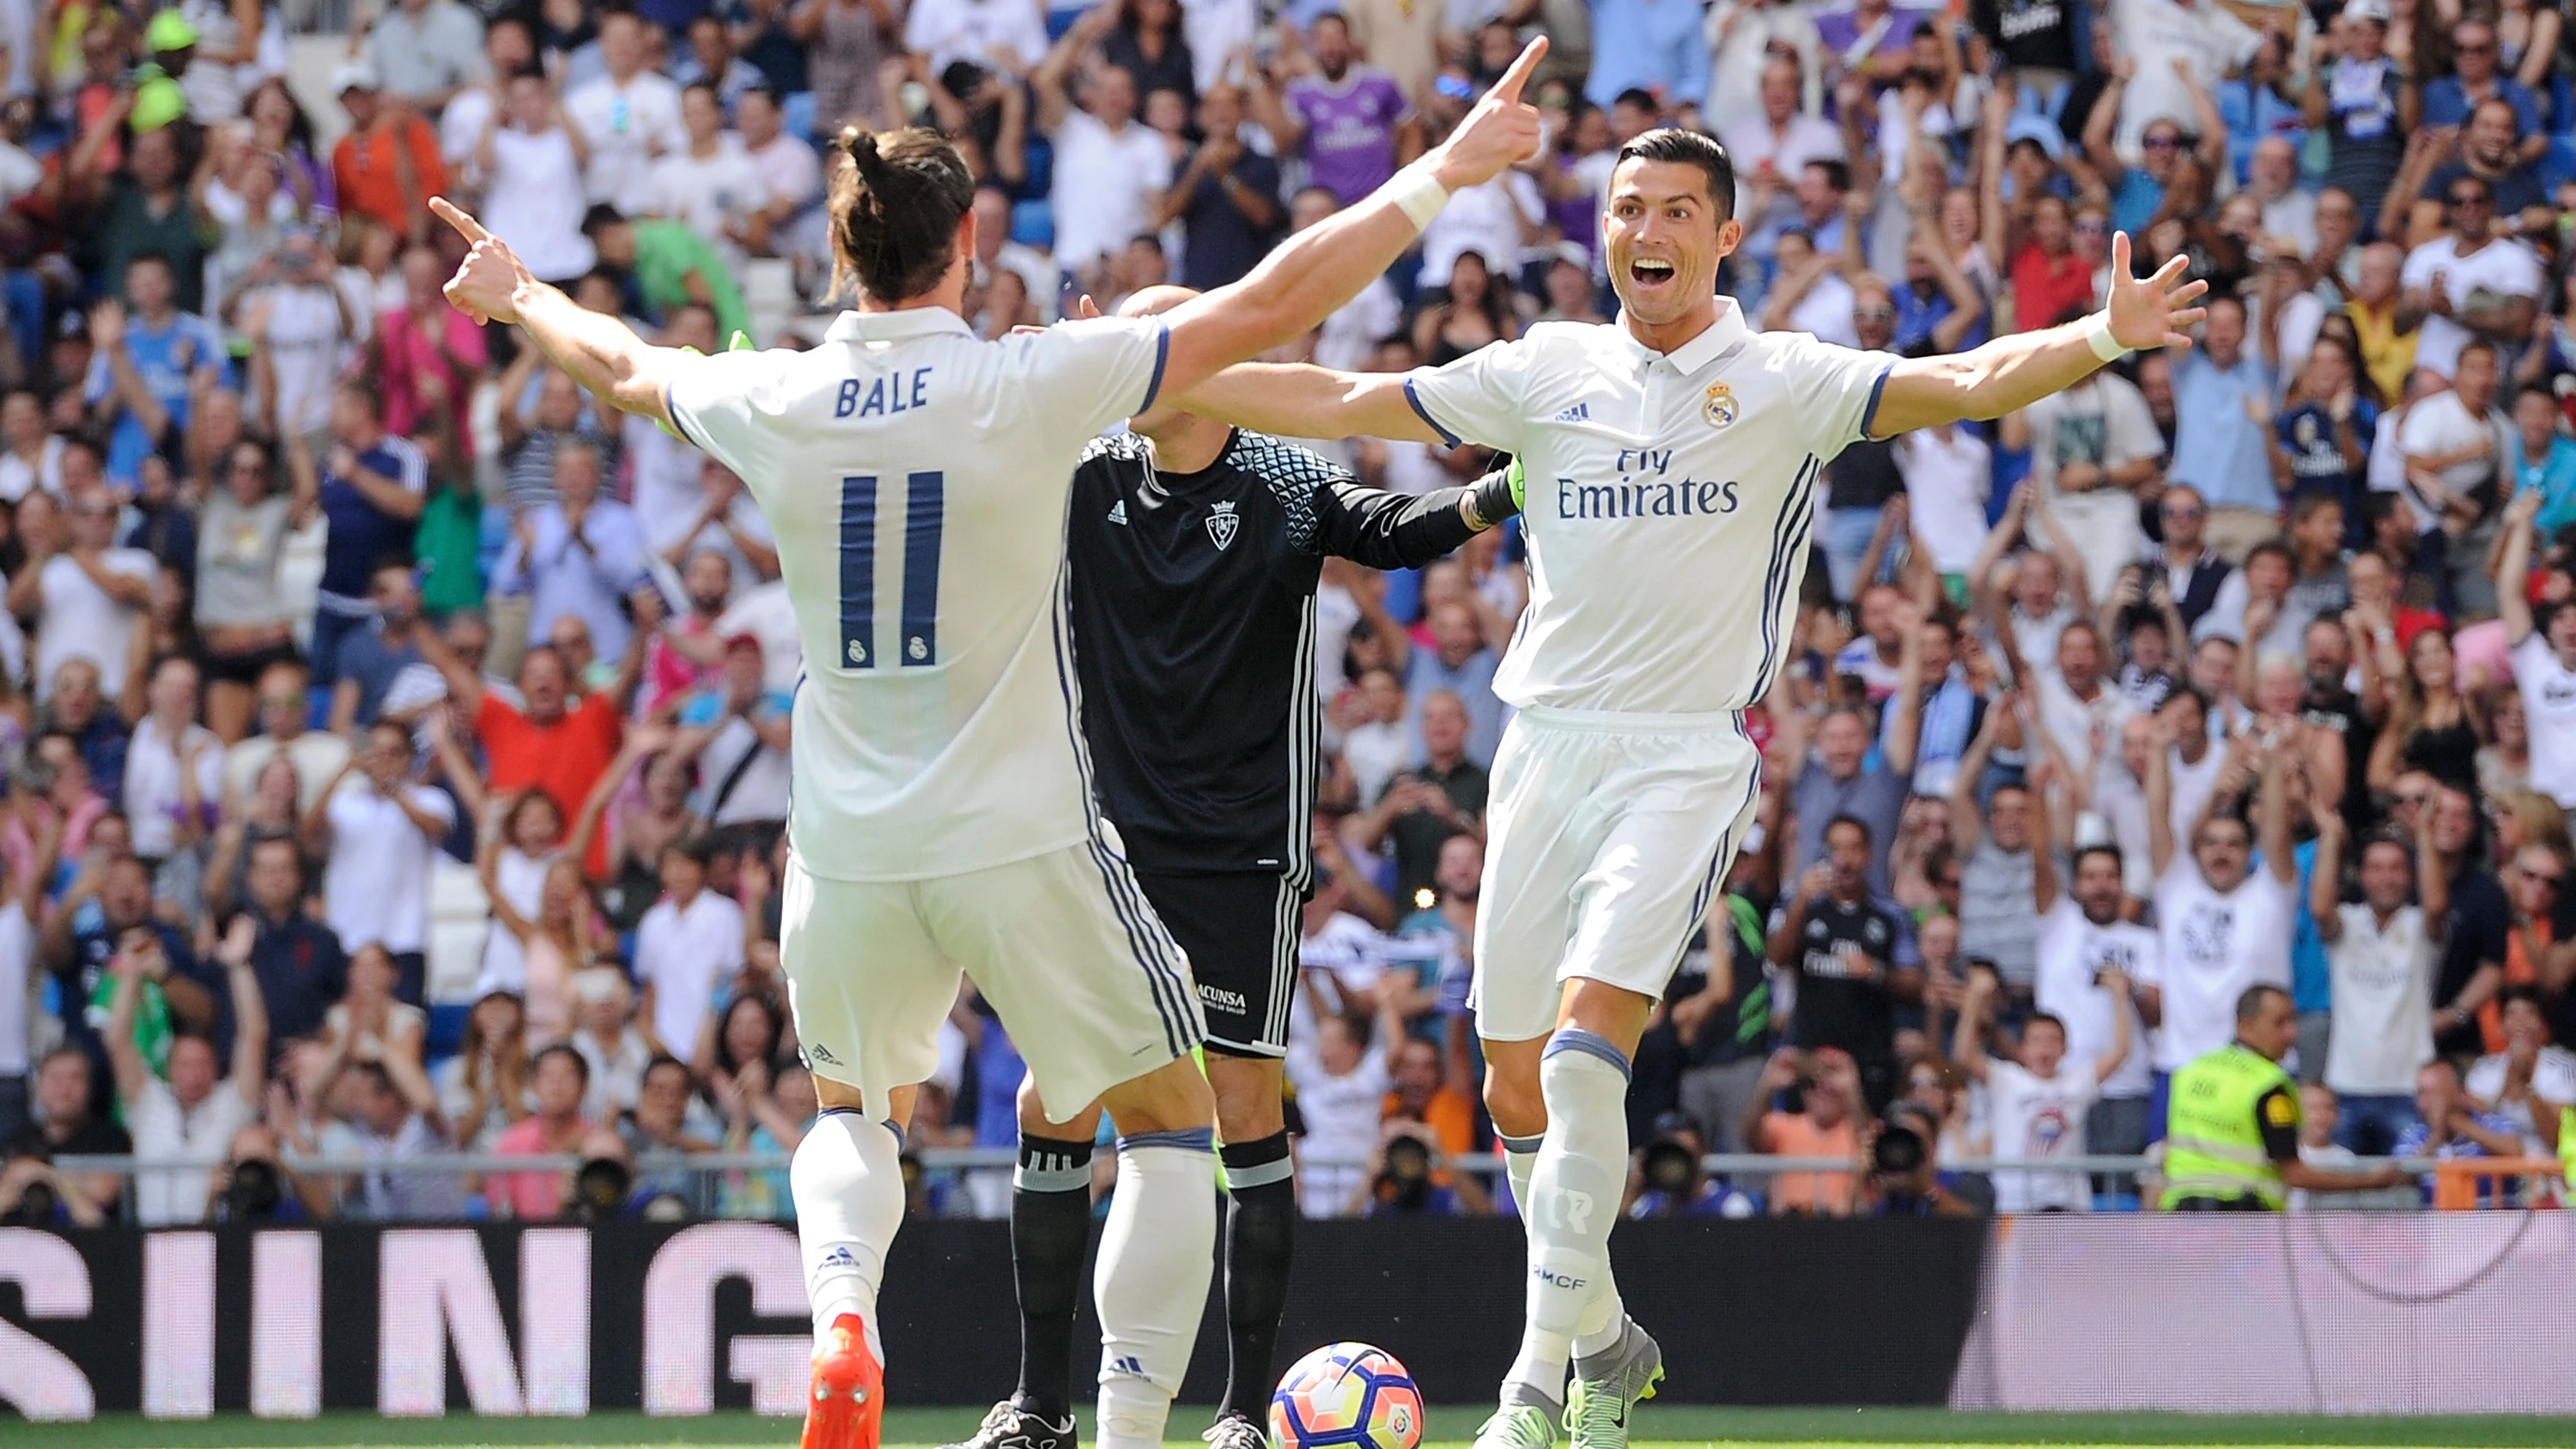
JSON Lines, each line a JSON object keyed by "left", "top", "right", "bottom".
{"left": 2083, "top": 312, "right": 2129, "bottom": 363}
{"left": 1389, "top": 166, "right": 1450, "bottom": 233}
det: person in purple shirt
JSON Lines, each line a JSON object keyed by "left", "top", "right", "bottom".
{"left": 1814, "top": 0, "right": 1922, "bottom": 100}
{"left": 1255, "top": 14, "right": 1420, "bottom": 206}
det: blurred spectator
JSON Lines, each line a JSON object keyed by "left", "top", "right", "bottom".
{"left": 1765, "top": 815, "right": 1919, "bottom": 1111}
{"left": 1741, "top": 1046, "right": 1862, "bottom": 1216}
{"left": 1956, "top": 962, "right": 2131, "bottom": 1213}
{"left": 1256, "top": 15, "right": 1416, "bottom": 209}
{"left": 569, "top": 10, "right": 686, "bottom": 217}
{"left": 1285, "top": 985, "right": 1402, "bottom": 1216}
{"left": 2144, "top": 730, "right": 2300, "bottom": 1084}
{"left": 2466, "top": 985, "right": 2576, "bottom": 1156}
{"left": 363, "top": 0, "right": 492, "bottom": 114}
{"left": 312, "top": 721, "right": 454, "bottom": 1003}
{"left": 1779, "top": 707, "right": 1907, "bottom": 896}
{"left": 635, "top": 836, "right": 744, "bottom": 1065}
{"left": 331, "top": 62, "right": 446, "bottom": 244}
{"left": 17, "top": 481, "right": 155, "bottom": 707}
{"left": 11, "top": 1048, "right": 130, "bottom": 1221}
{"left": 621, "top": 1053, "right": 718, "bottom": 1212}
{"left": 228, "top": 834, "right": 347, "bottom": 1050}
{"left": 2166, "top": 296, "right": 2279, "bottom": 560}
{"left": 436, "top": 988, "right": 532, "bottom": 1151}
{"left": 321, "top": 1058, "right": 469, "bottom": 1220}
{"left": 485, "top": 1041, "right": 593, "bottom": 1218}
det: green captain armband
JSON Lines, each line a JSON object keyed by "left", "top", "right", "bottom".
{"left": 1465, "top": 456, "right": 1524, "bottom": 530}
{"left": 1508, "top": 455, "right": 1525, "bottom": 509}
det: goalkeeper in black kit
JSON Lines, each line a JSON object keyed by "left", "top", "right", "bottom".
{"left": 940, "top": 286, "right": 1523, "bottom": 1449}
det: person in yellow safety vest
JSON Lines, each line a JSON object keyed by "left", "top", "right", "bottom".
{"left": 2161, "top": 985, "right": 2416, "bottom": 1210}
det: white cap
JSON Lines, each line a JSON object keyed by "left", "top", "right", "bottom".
{"left": 331, "top": 58, "right": 381, "bottom": 94}
{"left": 2342, "top": 0, "right": 2391, "bottom": 26}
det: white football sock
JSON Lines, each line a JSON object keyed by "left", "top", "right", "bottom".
{"left": 1500, "top": 1131, "right": 1543, "bottom": 1219}
{"left": 792, "top": 1110, "right": 908, "bottom": 1362}
{"left": 1572, "top": 1288, "right": 1628, "bottom": 1361}
{"left": 1509, "top": 1030, "right": 1632, "bottom": 1401}
{"left": 1095, "top": 1129, "right": 1218, "bottom": 1449}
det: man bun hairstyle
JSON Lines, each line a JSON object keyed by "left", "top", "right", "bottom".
{"left": 831, "top": 126, "right": 976, "bottom": 305}
{"left": 1614, "top": 128, "right": 1737, "bottom": 223}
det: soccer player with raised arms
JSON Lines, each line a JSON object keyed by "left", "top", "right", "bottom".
{"left": 430, "top": 40, "right": 1546, "bottom": 1449}
{"left": 1171, "top": 127, "right": 2208, "bottom": 1449}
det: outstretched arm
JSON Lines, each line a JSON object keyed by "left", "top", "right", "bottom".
{"left": 437, "top": 198, "right": 690, "bottom": 430}
{"left": 1171, "top": 361, "right": 1448, "bottom": 443}
{"left": 1868, "top": 233, "right": 2207, "bottom": 438}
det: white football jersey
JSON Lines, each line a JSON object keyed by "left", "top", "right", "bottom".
{"left": 1403, "top": 300, "right": 1894, "bottom": 715}
{"left": 667, "top": 308, "right": 1169, "bottom": 882}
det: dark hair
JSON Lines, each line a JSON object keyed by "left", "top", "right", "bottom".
{"left": 2497, "top": 981, "right": 2545, "bottom": 1012}
{"left": 1613, "top": 128, "right": 1737, "bottom": 223}
{"left": 2234, "top": 983, "right": 2289, "bottom": 1022}
{"left": 2073, "top": 842, "right": 2124, "bottom": 876}
{"left": 580, "top": 203, "right": 629, "bottom": 239}
{"left": 2289, "top": 492, "right": 2343, "bottom": 528}
{"left": 714, "top": 992, "right": 785, "bottom": 1079}
{"left": 830, "top": 127, "right": 976, "bottom": 303}
{"left": 533, "top": 1042, "right": 592, "bottom": 1088}
{"left": 1825, "top": 812, "right": 1874, "bottom": 850}
{"left": 1613, "top": 87, "right": 1658, "bottom": 112}
{"left": 2025, "top": 1011, "right": 2068, "bottom": 1039}
{"left": 2245, "top": 538, "right": 2294, "bottom": 574}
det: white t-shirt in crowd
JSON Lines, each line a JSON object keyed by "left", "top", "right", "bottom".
{"left": 33, "top": 547, "right": 155, "bottom": 701}
{"left": 1984, "top": 1058, "right": 2103, "bottom": 1213}
{"left": 0, "top": 434, "right": 64, "bottom": 502}
{"left": 123, "top": 717, "right": 223, "bottom": 859}
{"left": 566, "top": 71, "right": 686, "bottom": 216}
{"left": 635, "top": 889, "right": 746, "bottom": 1064}
{"left": 323, "top": 780, "right": 456, "bottom": 955}
{"left": 127, "top": 1072, "right": 253, "bottom": 1226}
{"left": 2465, "top": 1046, "right": 2576, "bottom": 1152}
{"left": 648, "top": 136, "right": 768, "bottom": 248}
{"left": 2145, "top": 857, "right": 2296, "bottom": 1070}
{"left": 483, "top": 126, "right": 598, "bottom": 282}
{"left": 2166, "top": 744, "right": 2227, "bottom": 843}
{"left": 2321, "top": 902, "right": 2437, "bottom": 1095}
{"left": 474, "top": 846, "right": 555, "bottom": 996}
{"left": 2032, "top": 898, "right": 2157, "bottom": 1100}
{"left": 1898, "top": 426, "right": 1993, "bottom": 574}
{"left": 253, "top": 284, "right": 349, "bottom": 438}
{"left": 1283, "top": 1042, "right": 1391, "bottom": 1217}
{"left": 2393, "top": 388, "right": 2506, "bottom": 528}
{"left": 0, "top": 900, "right": 29, "bottom": 1076}
{"left": 2512, "top": 634, "right": 2576, "bottom": 808}
{"left": 1047, "top": 109, "right": 1173, "bottom": 270}
{"left": 2398, "top": 234, "right": 2543, "bottom": 378}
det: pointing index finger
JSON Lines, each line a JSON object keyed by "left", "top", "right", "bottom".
{"left": 429, "top": 197, "right": 492, "bottom": 245}
{"left": 1489, "top": 36, "right": 1548, "bottom": 106}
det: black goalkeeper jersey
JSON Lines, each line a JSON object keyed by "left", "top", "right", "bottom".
{"left": 1063, "top": 427, "right": 1486, "bottom": 881}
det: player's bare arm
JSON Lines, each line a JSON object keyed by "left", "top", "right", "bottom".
{"left": 1865, "top": 232, "right": 2208, "bottom": 437}
{"left": 431, "top": 197, "right": 689, "bottom": 431}
{"left": 1168, "top": 361, "right": 1447, "bottom": 445}
{"left": 1151, "top": 39, "right": 1547, "bottom": 398}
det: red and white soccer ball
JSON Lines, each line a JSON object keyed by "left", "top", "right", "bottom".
{"left": 1270, "top": 1343, "right": 1425, "bottom": 1449}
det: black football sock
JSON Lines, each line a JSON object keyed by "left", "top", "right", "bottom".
{"left": 1011, "top": 1132, "right": 1096, "bottom": 1424}
{"left": 1216, "top": 1131, "right": 1297, "bottom": 1422}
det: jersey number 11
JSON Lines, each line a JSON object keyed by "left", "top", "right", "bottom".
{"left": 840, "top": 471, "right": 944, "bottom": 669}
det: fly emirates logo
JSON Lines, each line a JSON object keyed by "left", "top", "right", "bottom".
{"left": 1551, "top": 448, "right": 1743, "bottom": 521}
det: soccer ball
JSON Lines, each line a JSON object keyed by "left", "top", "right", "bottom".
{"left": 1270, "top": 1343, "right": 1424, "bottom": 1449}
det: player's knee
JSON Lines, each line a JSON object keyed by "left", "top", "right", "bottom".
{"left": 1100, "top": 1055, "right": 1216, "bottom": 1137}
{"left": 1481, "top": 1064, "right": 1546, "bottom": 1140}
{"left": 1206, "top": 1055, "right": 1285, "bottom": 1141}
{"left": 1018, "top": 1074, "right": 1105, "bottom": 1142}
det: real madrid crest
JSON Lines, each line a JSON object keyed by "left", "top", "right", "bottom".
{"left": 1703, "top": 382, "right": 1739, "bottom": 429}
{"left": 1206, "top": 498, "right": 1240, "bottom": 550}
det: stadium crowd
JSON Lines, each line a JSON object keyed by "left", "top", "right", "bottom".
{"left": 2, "top": 0, "right": 2576, "bottom": 1227}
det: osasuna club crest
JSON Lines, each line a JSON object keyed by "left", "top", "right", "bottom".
{"left": 1206, "top": 498, "right": 1240, "bottom": 549}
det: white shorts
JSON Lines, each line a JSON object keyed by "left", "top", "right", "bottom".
{"left": 1470, "top": 707, "right": 1765, "bottom": 1044}
{"left": 780, "top": 842, "right": 1204, "bottom": 1124}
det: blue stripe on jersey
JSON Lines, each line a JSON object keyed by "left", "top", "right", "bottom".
{"left": 1672, "top": 716, "right": 1764, "bottom": 974}
{"left": 1139, "top": 323, "right": 1172, "bottom": 413}
{"left": 840, "top": 476, "right": 878, "bottom": 668}
{"left": 900, "top": 470, "right": 944, "bottom": 665}
{"left": 661, "top": 383, "right": 701, "bottom": 450}
{"left": 1403, "top": 379, "right": 1463, "bottom": 446}
{"left": 1753, "top": 455, "right": 1821, "bottom": 691}
{"left": 1858, "top": 361, "right": 1897, "bottom": 440}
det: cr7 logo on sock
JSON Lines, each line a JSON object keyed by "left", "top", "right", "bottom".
{"left": 1532, "top": 1188, "right": 1595, "bottom": 1234}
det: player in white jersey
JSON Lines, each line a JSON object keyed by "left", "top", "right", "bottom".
{"left": 431, "top": 43, "right": 1546, "bottom": 1449}
{"left": 1171, "top": 128, "right": 2208, "bottom": 1449}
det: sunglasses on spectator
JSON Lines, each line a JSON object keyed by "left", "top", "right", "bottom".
{"left": 2450, "top": 191, "right": 2492, "bottom": 208}
{"left": 2458, "top": 39, "right": 2496, "bottom": 52}
{"left": 1854, "top": 304, "right": 1896, "bottom": 321}
{"left": 2142, "top": 134, "right": 2183, "bottom": 151}
{"left": 2074, "top": 219, "right": 2110, "bottom": 233}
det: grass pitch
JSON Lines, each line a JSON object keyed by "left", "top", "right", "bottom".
{"left": 6, "top": 1407, "right": 2571, "bottom": 1449}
